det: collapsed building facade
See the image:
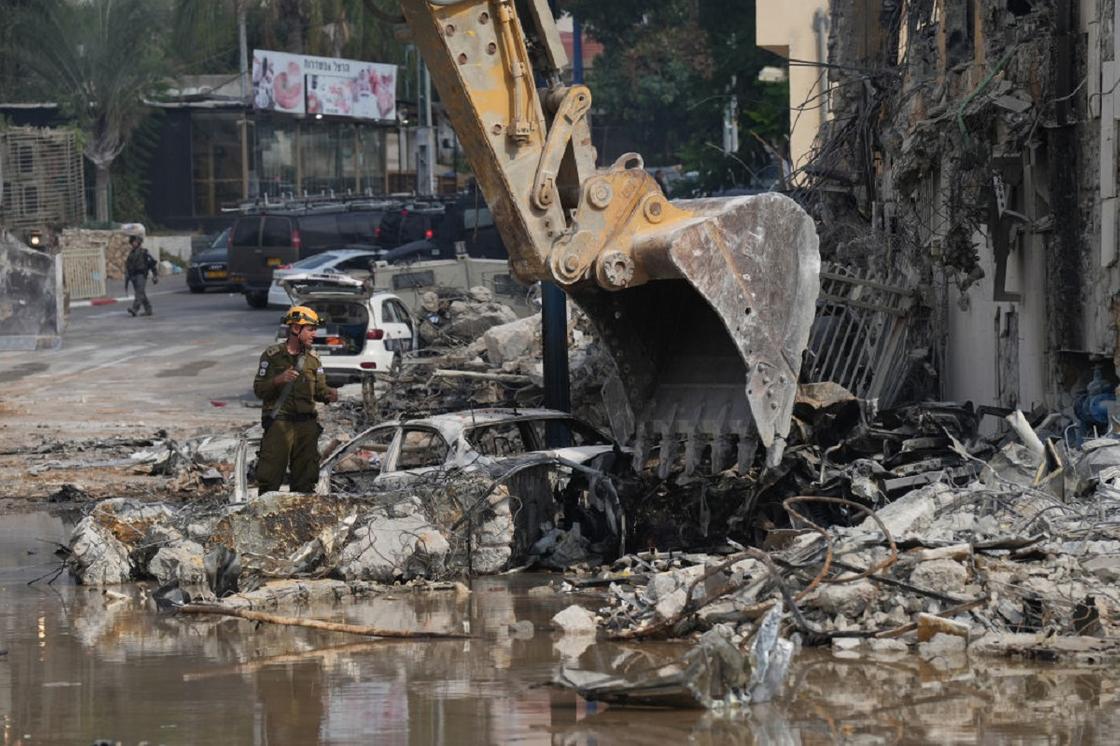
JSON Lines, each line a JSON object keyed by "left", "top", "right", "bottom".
{"left": 800, "top": 0, "right": 1120, "bottom": 419}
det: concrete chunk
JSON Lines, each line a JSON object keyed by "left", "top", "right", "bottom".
{"left": 810, "top": 579, "right": 879, "bottom": 617}
{"left": 861, "top": 483, "right": 954, "bottom": 537}
{"left": 338, "top": 501, "right": 449, "bottom": 582}
{"left": 69, "top": 517, "right": 133, "bottom": 585}
{"left": 483, "top": 313, "right": 540, "bottom": 366}
{"left": 552, "top": 604, "right": 598, "bottom": 634}
{"left": 148, "top": 540, "right": 206, "bottom": 586}
{"left": 1082, "top": 556, "right": 1120, "bottom": 583}
{"left": 918, "top": 632, "right": 968, "bottom": 659}
{"left": 910, "top": 558, "right": 969, "bottom": 590}
{"left": 654, "top": 588, "right": 688, "bottom": 621}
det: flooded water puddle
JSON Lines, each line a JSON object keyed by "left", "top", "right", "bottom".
{"left": 2, "top": 510, "right": 1120, "bottom": 744}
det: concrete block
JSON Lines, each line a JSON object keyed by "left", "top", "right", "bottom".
{"left": 811, "top": 579, "right": 879, "bottom": 618}
{"left": 552, "top": 604, "right": 597, "bottom": 634}
{"left": 910, "top": 558, "right": 969, "bottom": 590}
{"left": 0, "top": 233, "right": 64, "bottom": 350}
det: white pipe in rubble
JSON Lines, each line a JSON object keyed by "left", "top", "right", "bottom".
{"left": 1005, "top": 409, "right": 1046, "bottom": 460}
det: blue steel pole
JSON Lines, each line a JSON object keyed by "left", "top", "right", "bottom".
{"left": 542, "top": 8, "right": 579, "bottom": 442}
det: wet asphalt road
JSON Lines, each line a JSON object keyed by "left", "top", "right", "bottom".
{"left": 0, "top": 274, "right": 283, "bottom": 437}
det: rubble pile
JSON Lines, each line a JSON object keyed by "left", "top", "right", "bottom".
{"left": 1, "top": 431, "right": 239, "bottom": 501}
{"left": 65, "top": 463, "right": 552, "bottom": 589}
{"left": 617, "top": 386, "right": 983, "bottom": 551}
{"left": 553, "top": 603, "right": 796, "bottom": 709}
{"left": 366, "top": 289, "right": 614, "bottom": 429}
{"left": 583, "top": 406, "right": 1120, "bottom": 663}
{"left": 416, "top": 285, "right": 518, "bottom": 346}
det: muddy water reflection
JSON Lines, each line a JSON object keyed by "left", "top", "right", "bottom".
{"left": 2, "top": 511, "right": 1119, "bottom": 745}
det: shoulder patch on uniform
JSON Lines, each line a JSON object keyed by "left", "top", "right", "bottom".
{"left": 317, "top": 367, "right": 324, "bottom": 374}
{"left": 258, "top": 360, "right": 270, "bottom": 376}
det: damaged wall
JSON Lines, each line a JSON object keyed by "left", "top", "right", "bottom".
{"left": 805, "top": 0, "right": 1119, "bottom": 414}
{"left": 0, "top": 232, "right": 64, "bottom": 350}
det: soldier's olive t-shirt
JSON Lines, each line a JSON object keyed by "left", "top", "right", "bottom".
{"left": 253, "top": 343, "right": 331, "bottom": 416}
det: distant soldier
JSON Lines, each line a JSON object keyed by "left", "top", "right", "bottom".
{"left": 253, "top": 305, "right": 338, "bottom": 493}
{"left": 125, "top": 235, "right": 158, "bottom": 317}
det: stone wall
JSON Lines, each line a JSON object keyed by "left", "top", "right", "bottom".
{"left": 59, "top": 229, "right": 132, "bottom": 280}
{"left": 59, "top": 229, "right": 194, "bottom": 278}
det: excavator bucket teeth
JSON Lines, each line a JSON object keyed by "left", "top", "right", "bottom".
{"left": 574, "top": 193, "right": 820, "bottom": 473}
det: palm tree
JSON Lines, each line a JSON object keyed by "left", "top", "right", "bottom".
{"left": 8, "top": 0, "right": 170, "bottom": 223}
{"left": 173, "top": 0, "right": 407, "bottom": 69}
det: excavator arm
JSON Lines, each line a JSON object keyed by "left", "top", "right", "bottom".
{"left": 398, "top": 0, "right": 820, "bottom": 471}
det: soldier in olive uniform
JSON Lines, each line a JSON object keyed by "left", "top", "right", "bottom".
{"left": 125, "top": 235, "right": 158, "bottom": 317}
{"left": 253, "top": 305, "right": 338, "bottom": 493}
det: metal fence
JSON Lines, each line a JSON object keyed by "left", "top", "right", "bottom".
{"left": 62, "top": 247, "right": 107, "bottom": 300}
{"left": 805, "top": 262, "right": 915, "bottom": 407}
{"left": 0, "top": 127, "right": 85, "bottom": 231}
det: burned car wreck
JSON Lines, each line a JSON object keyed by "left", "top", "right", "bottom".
{"left": 224, "top": 408, "right": 634, "bottom": 576}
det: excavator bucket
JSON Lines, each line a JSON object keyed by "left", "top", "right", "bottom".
{"left": 392, "top": 2, "right": 819, "bottom": 477}
{"left": 572, "top": 193, "right": 820, "bottom": 476}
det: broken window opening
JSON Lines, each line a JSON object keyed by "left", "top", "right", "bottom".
{"left": 396, "top": 428, "right": 449, "bottom": 470}
{"left": 17, "top": 144, "right": 33, "bottom": 173}
{"left": 468, "top": 423, "right": 530, "bottom": 458}
{"left": 527, "top": 418, "right": 611, "bottom": 450}
{"left": 1007, "top": 0, "right": 1032, "bottom": 17}
{"left": 944, "top": 0, "right": 975, "bottom": 67}
{"left": 334, "top": 426, "right": 396, "bottom": 475}
{"left": 22, "top": 185, "right": 39, "bottom": 215}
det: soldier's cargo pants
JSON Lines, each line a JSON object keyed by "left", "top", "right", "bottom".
{"left": 256, "top": 418, "right": 321, "bottom": 493}
{"left": 129, "top": 273, "right": 152, "bottom": 315}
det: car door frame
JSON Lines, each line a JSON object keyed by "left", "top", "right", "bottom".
{"left": 389, "top": 298, "right": 418, "bottom": 350}
{"left": 317, "top": 424, "right": 401, "bottom": 493}
{"left": 378, "top": 296, "right": 416, "bottom": 356}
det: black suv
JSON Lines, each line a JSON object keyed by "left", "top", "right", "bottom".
{"left": 375, "top": 203, "right": 445, "bottom": 252}
{"left": 228, "top": 200, "right": 393, "bottom": 309}
{"left": 384, "top": 192, "right": 507, "bottom": 263}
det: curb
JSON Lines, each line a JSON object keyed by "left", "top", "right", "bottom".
{"left": 71, "top": 287, "right": 179, "bottom": 310}
{"left": 72, "top": 295, "right": 130, "bottom": 309}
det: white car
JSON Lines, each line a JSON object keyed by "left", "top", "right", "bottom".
{"left": 278, "top": 272, "right": 418, "bottom": 385}
{"left": 317, "top": 408, "right": 620, "bottom": 495}
{"left": 267, "top": 249, "right": 382, "bottom": 307}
